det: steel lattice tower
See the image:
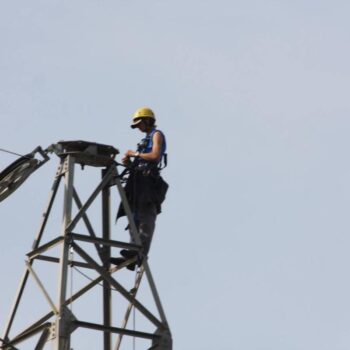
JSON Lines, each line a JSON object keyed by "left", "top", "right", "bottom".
{"left": 0, "top": 141, "right": 172, "bottom": 350}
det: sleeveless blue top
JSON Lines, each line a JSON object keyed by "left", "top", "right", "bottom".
{"left": 141, "top": 129, "right": 166, "bottom": 156}
{"left": 136, "top": 128, "right": 166, "bottom": 171}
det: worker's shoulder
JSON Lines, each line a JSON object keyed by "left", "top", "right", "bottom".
{"left": 152, "top": 129, "right": 166, "bottom": 139}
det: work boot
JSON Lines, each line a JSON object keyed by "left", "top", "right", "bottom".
{"left": 126, "top": 262, "right": 136, "bottom": 271}
{"left": 109, "top": 257, "right": 136, "bottom": 271}
{"left": 109, "top": 257, "right": 126, "bottom": 265}
{"left": 120, "top": 249, "right": 138, "bottom": 259}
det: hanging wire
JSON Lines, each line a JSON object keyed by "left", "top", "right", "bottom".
{"left": 67, "top": 242, "right": 117, "bottom": 296}
{"left": 72, "top": 266, "right": 117, "bottom": 291}
{"left": 69, "top": 246, "right": 74, "bottom": 313}
{"left": 133, "top": 269, "right": 141, "bottom": 350}
{"left": 0, "top": 147, "right": 27, "bottom": 158}
{"left": 69, "top": 246, "right": 75, "bottom": 350}
{"left": 133, "top": 303, "right": 136, "bottom": 350}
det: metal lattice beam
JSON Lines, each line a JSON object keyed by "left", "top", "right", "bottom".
{"left": 0, "top": 141, "right": 172, "bottom": 350}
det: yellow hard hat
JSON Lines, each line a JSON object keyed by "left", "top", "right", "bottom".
{"left": 131, "top": 107, "right": 156, "bottom": 128}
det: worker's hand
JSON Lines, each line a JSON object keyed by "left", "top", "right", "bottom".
{"left": 125, "top": 150, "right": 136, "bottom": 158}
{"left": 122, "top": 150, "right": 136, "bottom": 165}
{"left": 122, "top": 155, "right": 131, "bottom": 165}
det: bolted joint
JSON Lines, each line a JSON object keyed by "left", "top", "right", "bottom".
{"left": 52, "top": 307, "right": 78, "bottom": 341}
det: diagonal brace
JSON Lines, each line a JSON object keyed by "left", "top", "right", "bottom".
{"left": 71, "top": 242, "right": 163, "bottom": 328}
{"left": 66, "top": 165, "right": 116, "bottom": 233}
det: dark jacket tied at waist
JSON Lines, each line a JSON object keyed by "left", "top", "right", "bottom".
{"left": 117, "top": 170, "right": 169, "bottom": 220}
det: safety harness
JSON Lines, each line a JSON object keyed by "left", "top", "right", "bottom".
{"left": 135, "top": 128, "right": 167, "bottom": 173}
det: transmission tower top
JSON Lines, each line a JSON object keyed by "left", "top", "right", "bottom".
{"left": 0, "top": 140, "right": 172, "bottom": 350}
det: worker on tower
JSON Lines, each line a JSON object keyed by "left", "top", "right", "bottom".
{"left": 111, "top": 107, "right": 168, "bottom": 270}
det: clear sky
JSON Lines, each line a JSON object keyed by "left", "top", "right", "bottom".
{"left": 1, "top": 1, "right": 350, "bottom": 349}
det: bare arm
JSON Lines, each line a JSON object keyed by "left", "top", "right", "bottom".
{"left": 122, "top": 131, "right": 163, "bottom": 164}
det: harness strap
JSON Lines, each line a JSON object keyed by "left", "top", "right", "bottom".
{"left": 158, "top": 153, "right": 167, "bottom": 170}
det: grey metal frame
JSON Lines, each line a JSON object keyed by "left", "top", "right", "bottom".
{"left": 0, "top": 143, "right": 172, "bottom": 350}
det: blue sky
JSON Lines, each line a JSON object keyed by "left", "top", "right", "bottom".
{"left": 1, "top": 1, "right": 350, "bottom": 349}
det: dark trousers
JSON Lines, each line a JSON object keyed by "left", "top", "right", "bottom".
{"left": 133, "top": 201, "right": 158, "bottom": 256}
